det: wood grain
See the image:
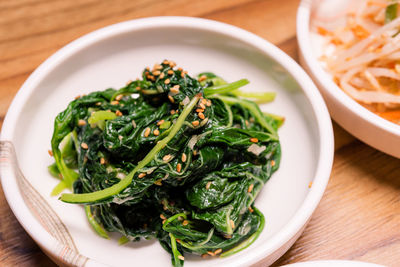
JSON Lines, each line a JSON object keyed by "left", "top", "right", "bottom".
{"left": 0, "top": 0, "right": 399, "bottom": 266}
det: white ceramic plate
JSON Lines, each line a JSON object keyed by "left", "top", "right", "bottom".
{"left": 297, "top": 0, "right": 400, "bottom": 158}
{"left": 282, "top": 260, "right": 385, "bottom": 267}
{"left": 0, "top": 17, "right": 333, "bottom": 267}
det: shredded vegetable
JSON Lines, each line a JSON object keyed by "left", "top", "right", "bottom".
{"left": 315, "top": 0, "right": 400, "bottom": 125}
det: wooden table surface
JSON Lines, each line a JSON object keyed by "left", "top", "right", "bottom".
{"left": 1, "top": 0, "right": 400, "bottom": 266}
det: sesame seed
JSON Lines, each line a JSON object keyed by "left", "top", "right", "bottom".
{"left": 169, "top": 61, "right": 176, "bottom": 67}
{"left": 196, "top": 108, "right": 205, "bottom": 113}
{"left": 153, "top": 129, "right": 160, "bottom": 136}
{"left": 308, "top": 181, "right": 313, "bottom": 188}
{"left": 192, "top": 121, "right": 199, "bottom": 127}
{"left": 81, "top": 143, "right": 88, "bottom": 149}
{"left": 48, "top": 150, "right": 53, "bottom": 157}
{"left": 170, "top": 85, "right": 180, "bottom": 94}
{"left": 182, "top": 220, "right": 189, "bottom": 226}
{"left": 163, "top": 154, "right": 172, "bottom": 162}
{"left": 160, "top": 214, "right": 166, "bottom": 220}
{"left": 250, "top": 138, "right": 258, "bottom": 143}
{"left": 77, "top": 119, "right": 86, "bottom": 126}
{"left": 198, "top": 112, "right": 205, "bottom": 120}
{"left": 271, "top": 160, "right": 276, "bottom": 166}
{"left": 136, "top": 86, "right": 141, "bottom": 90}
{"left": 206, "top": 100, "right": 212, "bottom": 106}
{"left": 153, "top": 70, "right": 161, "bottom": 76}
{"left": 138, "top": 173, "right": 146, "bottom": 178}
{"left": 214, "top": 248, "right": 222, "bottom": 255}
{"left": 170, "top": 110, "right": 176, "bottom": 115}
{"left": 144, "top": 127, "right": 151, "bottom": 137}
{"left": 167, "top": 70, "right": 174, "bottom": 75}
{"left": 206, "top": 181, "right": 211, "bottom": 190}
{"left": 100, "top": 157, "right": 105, "bottom": 165}
{"left": 248, "top": 184, "right": 254, "bottom": 193}
{"left": 163, "top": 60, "right": 170, "bottom": 65}
{"left": 153, "top": 64, "right": 162, "bottom": 70}
{"left": 164, "top": 79, "right": 170, "bottom": 84}
{"left": 162, "top": 219, "right": 166, "bottom": 224}
{"left": 96, "top": 102, "right": 102, "bottom": 106}
{"left": 207, "top": 251, "right": 215, "bottom": 256}
{"left": 201, "top": 99, "right": 207, "bottom": 105}
{"left": 198, "top": 75, "right": 207, "bottom": 82}
{"left": 118, "top": 135, "right": 123, "bottom": 141}
{"left": 159, "top": 72, "right": 165, "bottom": 79}
{"left": 248, "top": 206, "right": 254, "bottom": 213}
{"left": 201, "top": 254, "right": 208, "bottom": 259}
{"left": 147, "top": 75, "right": 155, "bottom": 81}
{"left": 157, "top": 120, "right": 165, "bottom": 126}
{"left": 154, "top": 179, "right": 162, "bottom": 186}
{"left": 168, "top": 95, "right": 175, "bottom": 103}
{"left": 245, "top": 120, "right": 249, "bottom": 126}
{"left": 115, "top": 110, "right": 123, "bottom": 116}
{"left": 181, "top": 153, "right": 187, "bottom": 162}
{"left": 178, "top": 67, "right": 183, "bottom": 71}
{"left": 74, "top": 95, "right": 81, "bottom": 100}
{"left": 111, "top": 100, "right": 119, "bottom": 105}
{"left": 178, "top": 255, "right": 185, "bottom": 261}
{"left": 177, "top": 163, "right": 182, "bottom": 172}
{"left": 193, "top": 150, "right": 197, "bottom": 156}
{"left": 230, "top": 220, "right": 235, "bottom": 229}
{"left": 199, "top": 103, "right": 206, "bottom": 109}
{"left": 115, "top": 94, "right": 123, "bottom": 101}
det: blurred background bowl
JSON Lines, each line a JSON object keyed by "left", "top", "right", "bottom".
{"left": 297, "top": 0, "right": 400, "bottom": 159}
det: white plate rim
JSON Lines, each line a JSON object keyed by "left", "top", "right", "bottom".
{"left": 0, "top": 16, "right": 334, "bottom": 266}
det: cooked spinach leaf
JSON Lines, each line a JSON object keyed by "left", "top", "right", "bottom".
{"left": 49, "top": 60, "right": 282, "bottom": 266}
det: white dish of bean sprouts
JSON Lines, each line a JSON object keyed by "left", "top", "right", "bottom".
{"left": 297, "top": 0, "right": 400, "bottom": 158}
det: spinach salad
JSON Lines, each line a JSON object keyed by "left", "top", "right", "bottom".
{"left": 48, "top": 60, "right": 283, "bottom": 266}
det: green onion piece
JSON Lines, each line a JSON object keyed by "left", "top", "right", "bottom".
{"left": 51, "top": 180, "right": 69, "bottom": 196}
{"left": 220, "top": 207, "right": 265, "bottom": 258}
{"left": 385, "top": 2, "right": 398, "bottom": 24}
{"left": 211, "top": 95, "right": 278, "bottom": 140}
{"left": 263, "top": 112, "right": 285, "bottom": 128}
{"left": 60, "top": 94, "right": 201, "bottom": 204}
{"left": 85, "top": 206, "right": 109, "bottom": 239}
{"left": 204, "top": 79, "right": 249, "bottom": 96}
{"left": 232, "top": 91, "right": 276, "bottom": 103}
{"left": 48, "top": 162, "right": 60, "bottom": 178}
{"left": 88, "top": 110, "right": 117, "bottom": 125}
{"left": 140, "top": 89, "right": 159, "bottom": 95}
{"left": 169, "top": 233, "right": 184, "bottom": 267}
{"left": 118, "top": 236, "right": 130, "bottom": 245}
{"left": 159, "top": 120, "right": 171, "bottom": 129}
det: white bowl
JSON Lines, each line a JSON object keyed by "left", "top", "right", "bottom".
{"left": 297, "top": 0, "right": 400, "bottom": 158}
{"left": 0, "top": 17, "right": 333, "bottom": 267}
